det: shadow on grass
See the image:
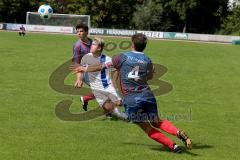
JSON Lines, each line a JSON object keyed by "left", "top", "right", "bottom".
{"left": 191, "top": 143, "right": 214, "bottom": 150}
{"left": 55, "top": 99, "right": 104, "bottom": 121}
{"left": 123, "top": 142, "right": 214, "bottom": 156}
{"left": 123, "top": 142, "right": 161, "bottom": 148}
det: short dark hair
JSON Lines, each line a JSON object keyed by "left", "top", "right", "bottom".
{"left": 75, "top": 23, "right": 89, "bottom": 32}
{"left": 131, "top": 33, "right": 147, "bottom": 52}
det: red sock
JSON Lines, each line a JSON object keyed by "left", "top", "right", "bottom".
{"left": 83, "top": 93, "right": 95, "bottom": 102}
{"left": 159, "top": 120, "right": 178, "bottom": 136}
{"left": 148, "top": 128, "right": 175, "bottom": 150}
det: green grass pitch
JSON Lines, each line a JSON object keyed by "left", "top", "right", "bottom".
{"left": 1, "top": 31, "right": 240, "bottom": 160}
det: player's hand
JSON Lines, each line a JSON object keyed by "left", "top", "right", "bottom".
{"left": 70, "top": 64, "right": 86, "bottom": 74}
{"left": 74, "top": 79, "right": 83, "bottom": 88}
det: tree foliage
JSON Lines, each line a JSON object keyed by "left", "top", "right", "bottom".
{"left": 132, "top": 0, "right": 229, "bottom": 33}
{"left": 220, "top": 0, "right": 240, "bottom": 34}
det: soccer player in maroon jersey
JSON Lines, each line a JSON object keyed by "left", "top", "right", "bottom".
{"left": 72, "top": 23, "right": 95, "bottom": 111}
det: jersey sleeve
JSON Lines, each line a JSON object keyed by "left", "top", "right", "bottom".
{"left": 111, "top": 54, "right": 124, "bottom": 70}
{"left": 102, "top": 56, "right": 112, "bottom": 68}
{"left": 146, "top": 58, "right": 154, "bottom": 80}
{"left": 104, "top": 56, "right": 118, "bottom": 71}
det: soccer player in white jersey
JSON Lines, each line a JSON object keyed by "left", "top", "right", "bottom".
{"left": 72, "top": 37, "right": 125, "bottom": 118}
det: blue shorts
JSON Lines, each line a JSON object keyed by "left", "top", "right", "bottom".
{"left": 123, "top": 90, "right": 159, "bottom": 122}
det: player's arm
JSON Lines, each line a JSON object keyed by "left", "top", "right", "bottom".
{"left": 84, "top": 54, "right": 122, "bottom": 72}
{"left": 70, "top": 54, "right": 122, "bottom": 73}
{"left": 147, "top": 63, "right": 155, "bottom": 80}
{"left": 70, "top": 63, "right": 103, "bottom": 73}
{"left": 70, "top": 59, "right": 114, "bottom": 73}
{"left": 74, "top": 72, "right": 83, "bottom": 88}
{"left": 112, "top": 69, "right": 120, "bottom": 90}
{"left": 85, "top": 62, "right": 104, "bottom": 72}
{"left": 72, "top": 46, "right": 84, "bottom": 88}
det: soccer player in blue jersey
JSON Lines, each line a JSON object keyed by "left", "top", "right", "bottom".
{"left": 72, "top": 23, "right": 95, "bottom": 111}
{"left": 72, "top": 33, "right": 192, "bottom": 153}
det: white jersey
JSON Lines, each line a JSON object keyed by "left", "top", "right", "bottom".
{"left": 81, "top": 53, "right": 113, "bottom": 91}
{"left": 81, "top": 53, "right": 121, "bottom": 107}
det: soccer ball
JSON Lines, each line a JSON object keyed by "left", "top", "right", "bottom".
{"left": 38, "top": 4, "right": 53, "bottom": 19}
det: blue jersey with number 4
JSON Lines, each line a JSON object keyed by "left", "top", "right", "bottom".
{"left": 112, "top": 51, "right": 153, "bottom": 96}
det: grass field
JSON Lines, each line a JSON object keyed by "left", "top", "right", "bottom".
{"left": 1, "top": 31, "right": 240, "bottom": 160}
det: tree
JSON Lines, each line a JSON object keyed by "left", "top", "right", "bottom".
{"left": 132, "top": 0, "right": 181, "bottom": 31}
{"left": 132, "top": 0, "right": 229, "bottom": 33}
{"left": 165, "top": 0, "right": 198, "bottom": 32}
{"left": 0, "top": 0, "right": 231, "bottom": 34}
{"left": 220, "top": 0, "right": 240, "bottom": 35}
{"left": 0, "top": 0, "right": 44, "bottom": 23}
{"left": 187, "top": 0, "right": 229, "bottom": 33}
{"left": 67, "top": 0, "right": 137, "bottom": 28}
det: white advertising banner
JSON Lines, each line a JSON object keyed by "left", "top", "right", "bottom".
{"left": 27, "top": 25, "right": 73, "bottom": 33}
{"left": 6, "top": 23, "right": 73, "bottom": 34}
{"left": 137, "top": 30, "right": 164, "bottom": 39}
{"left": 6, "top": 23, "right": 22, "bottom": 30}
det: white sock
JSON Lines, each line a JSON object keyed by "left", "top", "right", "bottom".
{"left": 113, "top": 107, "right": 121, "bottom": 115}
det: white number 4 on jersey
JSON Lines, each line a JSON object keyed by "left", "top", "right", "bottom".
{"left": 128, "top": 66, "right": 140, "bottom": 81}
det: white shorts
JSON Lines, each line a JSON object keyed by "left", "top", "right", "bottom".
{"left": 92, "top": 85, "right": 122, "bottom": 107}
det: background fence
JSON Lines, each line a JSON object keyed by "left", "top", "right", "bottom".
{"left": 1, "top": 23, "right": 240, "bottom": 43}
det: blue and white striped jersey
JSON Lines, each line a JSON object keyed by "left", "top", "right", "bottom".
{"left": 81, "top": 53, "right": 113, "bottom": 91}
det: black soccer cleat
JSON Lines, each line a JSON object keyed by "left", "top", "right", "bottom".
{"left": 173, "top": 144, "right": 182, "bottom": 153}
{"left": 80, "top": 96, "right": 88, "bottom": 111}
{"left": 105, "top": 113, "right": 113, "bottom": 119}
{"left": 177, "top": 130, "right": 192, "bottom": 150}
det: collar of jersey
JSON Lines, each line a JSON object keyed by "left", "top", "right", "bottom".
{"left": 132, "top": 51, "right": 144, "bottom": 54}
{"left": 89, "top": 52, "right": 103, "bottom": 58}
{"left": 79, "top": 38, "right": 91, "bottom": 45}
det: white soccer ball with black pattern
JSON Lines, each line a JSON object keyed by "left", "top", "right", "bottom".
{"left": 38, "top": 4, "right": 53, "bottom": 19}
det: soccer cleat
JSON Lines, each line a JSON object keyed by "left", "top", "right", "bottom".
{"left": 80, "top": 96, "right": 88, "bottom": 111}
{"left": 177, "top": 130, "right": 192, "bottom": 150}
{"left": 173, "top": 144, "right": 182, "bottom": 153}
{"left": 105, "top": 113, "right": 113, "bottom": 119}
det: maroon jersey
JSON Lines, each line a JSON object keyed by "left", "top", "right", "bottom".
{"left": 72, "top": 39, "right": 92, "bottom": 64}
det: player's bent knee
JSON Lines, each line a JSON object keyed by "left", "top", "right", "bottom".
{"left": 137, "top": 122, "right": 153, "bottom": 134}
{"left": 150, "top": 121, "right": 160, "bottom": 128}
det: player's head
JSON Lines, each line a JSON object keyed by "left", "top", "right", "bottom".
{"left": 90, "top": 37, "right": 105, "bottom": 54}
{"left": 75, "top": 23, "right": 88, "bottom": 39}
{"left": 131, "top": 33, "right": 148, "bottom": 52}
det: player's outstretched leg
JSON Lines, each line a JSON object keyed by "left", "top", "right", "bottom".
{"left": 177, "top": 130, "right": 192, "bottom": 150}
{"left": 80, "top": 93, "right": 95, "bottom": 111}
{"left": 151, "top": 119, "right": 192, "bottom": 150}
{"left": 159, "top": 119, "right": 178, "bottom": 136}
{"left": 159, "top": 120, "right": 192, "bottom": 149}
{"left": 80, "top": 96, "right": 88, "bottom": 111}
{"left": 112, "top": 107, "right": 128, "bottom": 120}
{"left": 138, "top": 122, "right": 182, "bottom": 153}
{"left": 102, "top": 101, "right": 127, "bottom": 120}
